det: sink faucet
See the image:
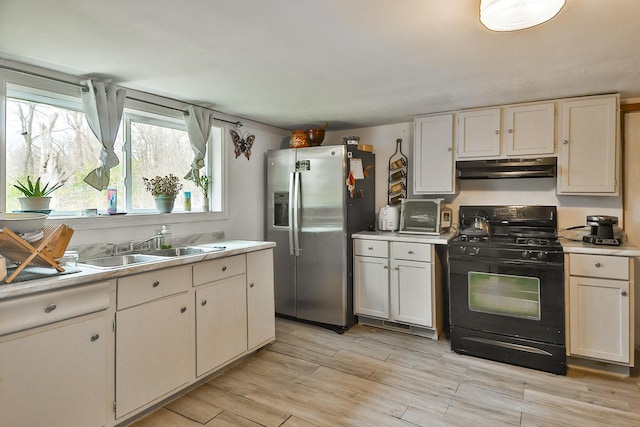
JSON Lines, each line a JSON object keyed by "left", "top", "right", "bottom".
{"left": 129, "top": 233, "right": 164, "bottom": 252}
{"left": 106, "top": 243, "right": 119, "bottom": 256}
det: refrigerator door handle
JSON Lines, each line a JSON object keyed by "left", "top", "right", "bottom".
{"left": 292, "top": 171, "right": 301, "bottom": 256}
{"left": 288, "top": 171, "right": 295, "bottom": 256}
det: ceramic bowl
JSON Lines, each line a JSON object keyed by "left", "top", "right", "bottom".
{"left": 307, "top": 128, "right": 326, "bottom": 146}
{"left": 0, "top": 212, "right": 47, "bottom": 234}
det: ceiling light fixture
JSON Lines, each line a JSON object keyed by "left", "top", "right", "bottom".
{"left": 480, "top": 0, "right": 565, "bottom": 31}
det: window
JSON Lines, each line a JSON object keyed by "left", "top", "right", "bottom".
{"left": 2, "top": 74, "right": 223, "bottom": 216}
{"left": 125, "top": 114, "right": 198, "bottom": 212}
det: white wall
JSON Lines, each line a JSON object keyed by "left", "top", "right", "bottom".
{"left": 326, "top": 122, "right": 623, "bottom": 233}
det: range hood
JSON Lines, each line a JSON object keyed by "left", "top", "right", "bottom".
{"left": 456, "top": 157, "right": 557, "bottom": 179}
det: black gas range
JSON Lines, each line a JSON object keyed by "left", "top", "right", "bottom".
{"left": 448, "top": 205, "right": 566, "bottom": 375}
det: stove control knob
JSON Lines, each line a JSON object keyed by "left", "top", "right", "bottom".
{"left": 470, "top": 247, "right": 480, "bottom": 256}
{"left": 537, "top": 251, "right": 548, "bottom": 260}
{"left": 522, "top": 250, "right": 531, "bottom": 260}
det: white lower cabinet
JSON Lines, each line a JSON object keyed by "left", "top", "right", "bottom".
{"left": 353, "top": 238, "right": 441, "bottom": 338}
{"left": 0, "top": 281, "right": 113, "bottom": 427}
{"left": 567, "top": 253, "right": 634, "bottom": 366}
{"left": 391, "top": 258, "right": 433, "bottom": 327}
{"left": 115, "top": 266, "right": 194, "bottom": 419}
{"left": 196, "top": 275, "right": 247, "bottom": 376}
{"left": 193, "top": 248, "right": 276, "bottom": 376}
{"left": 354, "top": 239, "right": 390, "bottom": 319}
{"left": 0, "top": 247, "right": 275, "bottom": 427}
{"left": 247, "top": 249, "right": 276, "bottom": 350}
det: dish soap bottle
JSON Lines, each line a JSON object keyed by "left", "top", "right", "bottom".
{"left": 160, "top": 225, "right": 172, "bottom": 249}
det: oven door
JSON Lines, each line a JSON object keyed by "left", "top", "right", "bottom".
{"left": 449, "top": 255, "right": 564, "bottom": 345}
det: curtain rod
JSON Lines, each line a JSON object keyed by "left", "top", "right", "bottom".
{"left": 1, "top": 64, "right": 243, "bottom": 127}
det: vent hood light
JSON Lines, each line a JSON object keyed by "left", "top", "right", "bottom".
{"left": 480, "top": 0, "right": 565, "bottom": 31}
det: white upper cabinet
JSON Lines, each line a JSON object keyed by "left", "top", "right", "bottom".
{"left": 505, "top": 102, "right": 555, "bottom": 156}
{"left": 413, "top": 113, "right": 456, "bottom": 194}
{"left": 456, "top": 108, "right": 501, "bottom": 158}
{"left": 557, "top": 95, "right": 619, "bottom": 195}
{"left": 456, "top": 102, "right": 556, "bottom": 159}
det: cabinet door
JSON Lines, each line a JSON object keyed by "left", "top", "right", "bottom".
{"left": 116, "top": 292, "right": 193, "bottom": 418}
{"left": 414, "top": 114, "right": 455, "bottom": 194}
{"left": 196, "top": 274, "right": 247, "bottom": 376}
{"left": 557, "top": 96, "right": 618, "bottom": 195}
{"left": 505, "top": 102, "right": 555, "bottom": 156}
{"left": 390, "top": 259, "right": 432, "bottom": 327}
{"left": 0, "top": 313, "right": 107, "bottom": 427}
{"left": 354, "top": 255, "right": 389, "bottom": 319}
{"left": 456, "top": 108, "right": 501, "bottom": 158}
{"left": 569, "top": 276, "right": 630, "bottom": 364}
{"left": 247, "top": 249, "right": 275, "bottom": 351}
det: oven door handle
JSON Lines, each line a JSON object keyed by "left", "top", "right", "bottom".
{"left": 497, "top": 259, "right": 563, "bottom": 268}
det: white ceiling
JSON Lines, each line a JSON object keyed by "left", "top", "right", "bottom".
{"left": 1, "top": 0, "right": 640, "bottom": 131}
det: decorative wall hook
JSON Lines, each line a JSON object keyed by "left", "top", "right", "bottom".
{"left": 229, "top": 129, "right": 255, "bottom": 160}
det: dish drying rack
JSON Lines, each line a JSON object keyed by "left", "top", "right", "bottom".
{"left": 0, "top": 224, "right": 74, "bottom": 284}
{"left": 387, "top": 138, "right": 408, "bottom": 206}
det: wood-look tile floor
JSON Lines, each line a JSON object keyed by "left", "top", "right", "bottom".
{"left": 129, "top": 318, "right": 640, "bottom": 426}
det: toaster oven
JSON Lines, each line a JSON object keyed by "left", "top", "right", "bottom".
{"left": 399, "top": 198, "right": 452, "bottom": 235}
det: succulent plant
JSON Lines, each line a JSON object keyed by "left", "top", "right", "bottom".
{"left": 14, "top": 176, "right": 63, "bottom": 197}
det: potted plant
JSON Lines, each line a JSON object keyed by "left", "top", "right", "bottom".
{"left": 143, "top": 174, "right": 183, "bottom": 213}
{"left": 198, "top": 174, "right": 210, "bottom": 212}
{"left": 14, "top": 176, "right": 63, "bottom": 211}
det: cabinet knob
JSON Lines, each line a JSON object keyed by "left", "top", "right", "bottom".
{"left": 44, "top": 304, "right": 57, "bottom": 313}
{"left": 368, "top": 247, "right": 374, "bottom": 250}
{"left": 249, "top": 282, "right": 255, "bottom": 288}
{"left": 508, "top": 129, "right": 513, "bottom": 134}
{"left": 91, "top": 334, "right": 100, "bottom": 342}
{"left": 222, "top": 266, "right": 227, "bottom": 271}
{"left": 152, "top": 281, "right": 160, "bottom": 288}
{"left": 408, "top": 251, "right": 414, "bottom": 254}
{"left": 181, "top": 306, "right": 187, "bottom": 313}
{"left": 595, "top": 262, "right": 601, "bottom": 268}
{"left": 447, "top": 147, "right": 452, "bottom": 152}
{"left": 563, "top": 139, "right": 569, "bottom": 144}
{"left": 622, "top": 291, "right": 628, "bottom": 297}
{"left": 495, "top": 130, "right": 499, "bottom": 135}
{"left": 383, "top": 265, "right": 389, "bottom": 269}
{"left": 394, "top": 266, "right": 399, "bottom": 270}
{"left": 201, "top": 299, "right": 207, "bottom": 306}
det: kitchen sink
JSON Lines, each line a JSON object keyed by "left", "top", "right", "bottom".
{"left": 146, "top": 246, "right": 224, "bottom": 257}
{"left": 79, "top": 254, "right": 167, "bottom": 269}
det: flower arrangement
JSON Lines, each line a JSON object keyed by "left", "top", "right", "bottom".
{"left": 198, "top": 174, "right": 209, "bottom": 198}
{"left": 14, "top": 176, "right": 63, "bottom": 197}
{"left": 143, "top": 174, "right": 183, "bottom": 197}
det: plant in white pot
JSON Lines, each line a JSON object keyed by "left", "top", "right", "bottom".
{"left": 143, "top": 174, "right": 183, "bottom": 213}
{"left": 198, "top": 174, "right": 210, "bottom": 212}
{"left": 14, "top": 176, "right": 63, "bottom": 212}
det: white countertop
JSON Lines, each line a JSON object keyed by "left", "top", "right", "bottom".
{"left": 352, "top": 230, "right": 456, "bottom": 245}
{"left": 0, "top": 240, "right": 275, "bottom": 301}
{"left": 560, "top": 238, "right": 640, "bottom": 257}
{"left": 353, "top": 230, "right": 640, "bottom": 257}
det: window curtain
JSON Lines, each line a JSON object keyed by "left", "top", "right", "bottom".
{"left": 81, "top": 80, "right": 126, "bottom": 190}
{"left": 183, "top": 105, "right": 214, "bottom": 183}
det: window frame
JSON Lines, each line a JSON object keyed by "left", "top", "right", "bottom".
{"left": 0, "top": 68, "right": 228, "bottom": 226}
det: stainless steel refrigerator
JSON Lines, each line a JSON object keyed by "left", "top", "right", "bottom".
{"left": 266, "top": 145, "right": 375, "bottom": 332}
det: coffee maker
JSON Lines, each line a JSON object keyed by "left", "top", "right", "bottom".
{"left": 582, "top": 215, "right": 620, "bottom": 246}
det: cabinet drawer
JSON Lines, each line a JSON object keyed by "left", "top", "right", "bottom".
{"left": 354, "top": 239, "right": 388, "bottom": 258}
{"left": 569, "top": 254, "right": 629, "bottom": 280}
{"left": 391, "top": 242, "right": 431, "bottom": 262}
{"left": 193, "top": 254, "right": 246, "bottom": 286}
{"left": 117, "top": 265, "right": 191, "bottom": 310}
{"left": 0, "top": 281, "right": 112, "bottom": 336}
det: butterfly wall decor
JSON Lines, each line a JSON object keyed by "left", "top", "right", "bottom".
{"left": 229, "top": 129, "right": 255, "bottom": 160}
